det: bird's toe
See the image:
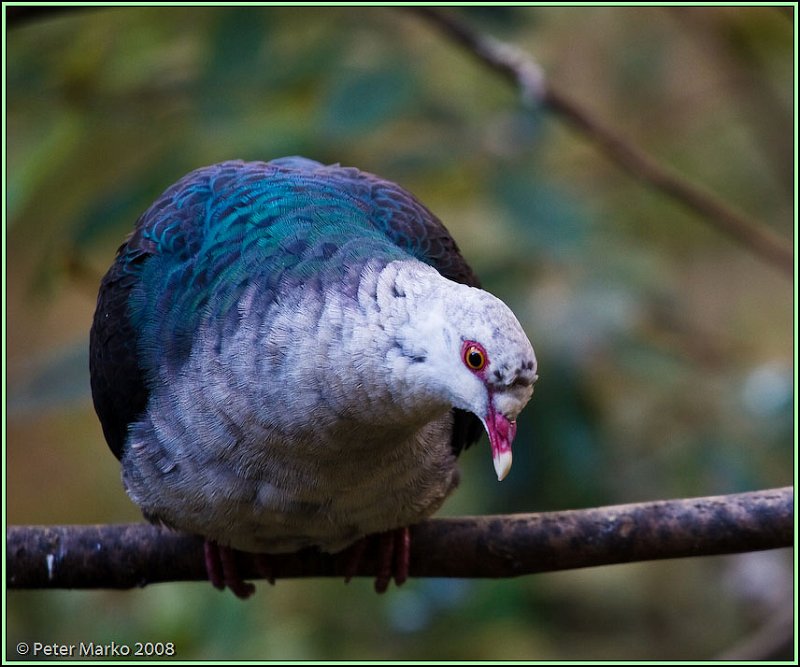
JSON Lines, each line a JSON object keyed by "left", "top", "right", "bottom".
{"left": 203, "top": 540, "right": 256, "bottom": 599}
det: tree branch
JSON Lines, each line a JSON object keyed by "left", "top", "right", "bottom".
{"left": 410, "top": 8, "right": 793, "bottom": 278}
{"left": 7, "top": 487, "right": 792, "bottom": 590}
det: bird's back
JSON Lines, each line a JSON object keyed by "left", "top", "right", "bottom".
{"left": 90, "top": 158, "right": 482, "bottom": 460}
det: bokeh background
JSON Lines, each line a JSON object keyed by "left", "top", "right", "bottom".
{"left": 6, "top": 5, "right": 794, "bottom": 661}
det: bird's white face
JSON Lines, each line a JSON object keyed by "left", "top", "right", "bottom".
{"left": 445, "top": 297, "right": 536, "bottom": 480}
{"left": 455, "top": 335, "right": 536, "bottom": 480}
{"left": 394, "top": 269, "right": 538, "bottom": 480}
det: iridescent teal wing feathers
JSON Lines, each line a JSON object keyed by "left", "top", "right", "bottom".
{"left": 90, "top": 158, "right": 482, "bottom": 460}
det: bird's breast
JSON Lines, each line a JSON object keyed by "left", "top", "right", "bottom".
{"left": 121, "top": 270, "right": 461, "bottom": 552}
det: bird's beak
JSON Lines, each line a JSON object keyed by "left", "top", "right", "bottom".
{"left": 481, "top": 409, "right": 517, "bottom": 481}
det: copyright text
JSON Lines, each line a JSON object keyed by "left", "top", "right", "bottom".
{"left": 17, "top": 641, "right": 176, "bottom": 657}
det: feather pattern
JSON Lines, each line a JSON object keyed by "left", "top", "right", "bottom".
{"left": 90, "top": 158, "right": 535, "bottom": 555}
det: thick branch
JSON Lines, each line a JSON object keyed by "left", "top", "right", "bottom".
{"left": 7, "top": 487, "right": 792, "bottom": 590}
{"left": 411, "top": 8, "right": 793, "bottom": 278}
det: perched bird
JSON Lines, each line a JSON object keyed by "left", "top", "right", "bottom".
{"left": 90, "top": 157, "right": 537, "bottom": 597}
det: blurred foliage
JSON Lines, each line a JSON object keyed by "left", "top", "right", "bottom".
{"left": 5, "top": 5, "right": 794, "bottom": 661}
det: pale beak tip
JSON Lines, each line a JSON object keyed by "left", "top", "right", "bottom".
{"left": 493, "top": 450, "right": 513, "bottom": 481}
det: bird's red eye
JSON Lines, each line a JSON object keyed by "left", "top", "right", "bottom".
{"left": 463, "top": 342, "right": 487, "bottom": 372}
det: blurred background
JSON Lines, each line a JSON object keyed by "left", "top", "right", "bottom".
{"left": 6, "top": 5, "right": 794, "bottom": 660}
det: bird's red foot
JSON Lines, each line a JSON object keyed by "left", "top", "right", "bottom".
{"left": 342, "top": 526, "right": 411, "bottom": 593}
{"left": 203, "top": 541, "right": 276, "bottom": 599}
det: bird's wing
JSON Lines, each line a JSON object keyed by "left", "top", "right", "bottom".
{"left": 90, "top": 161, "right": 240, "bottom": 458}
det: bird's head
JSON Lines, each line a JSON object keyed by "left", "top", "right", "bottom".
{"left": 387, "top": 263, "right": 538, "bottom": 480}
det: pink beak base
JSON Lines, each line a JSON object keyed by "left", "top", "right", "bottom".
{"left": 483, "top": 410, "right": 517, "bottom": 481}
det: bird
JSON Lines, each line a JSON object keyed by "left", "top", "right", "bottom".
{"left": 90, "top": 157, "right": 537, "bottom": 598}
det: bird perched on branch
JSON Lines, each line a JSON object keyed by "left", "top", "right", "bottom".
{"left": 90, "top": 157, "right": 537, "bottom": 597}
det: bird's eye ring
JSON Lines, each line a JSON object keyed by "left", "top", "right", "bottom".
{"left": 463, "top": 342, "right": 487, "bottom": 372}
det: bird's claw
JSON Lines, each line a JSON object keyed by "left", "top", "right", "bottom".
{"left": 204, "top": 528, "right": 411, "bottom": 598}
{"left": 203, "top": 540, "right": 256, "bottom": 599}
{"left": 342, "top": 527, "right": 411, "bottom": 593}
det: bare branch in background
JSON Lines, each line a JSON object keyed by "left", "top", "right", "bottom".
{"left": 410, "top": 8, "right": 793, "bottom": 278}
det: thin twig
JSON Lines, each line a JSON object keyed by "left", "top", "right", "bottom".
{"left": 410, "top": 8, "right": 793, "bottom": 278}
{"left": 7, "top": 487, "right": 792, "bottom": 591}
